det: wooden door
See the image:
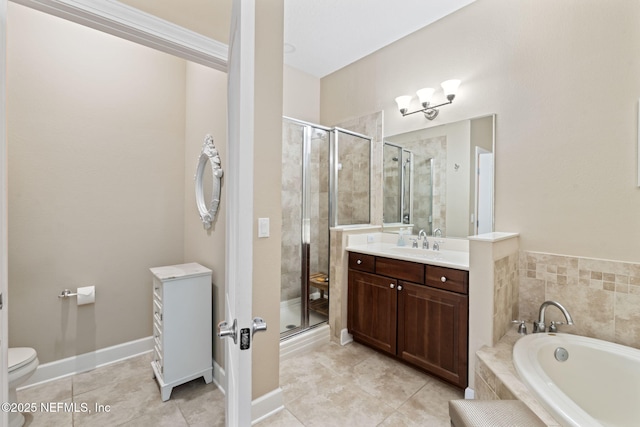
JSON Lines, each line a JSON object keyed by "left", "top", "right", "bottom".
{"left": 348, "top": 270, "right": 397, "bottom": 355}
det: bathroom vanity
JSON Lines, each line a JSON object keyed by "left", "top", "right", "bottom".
{"left": 150, "top": 263, "right": 213, "bottom": 401}
{"left": 347, "top": 245, "right": 469, "bottom": 389}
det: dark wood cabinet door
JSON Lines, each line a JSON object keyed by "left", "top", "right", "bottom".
{"left": 347, "top": 270, "right": 397, "bottom": 355}
{"left": 397, "top": 281, "right": 468, "bottom": 388}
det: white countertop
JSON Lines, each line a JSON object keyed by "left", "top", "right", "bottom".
{"left": 346, "top": 241, "right": 469, "bottom": 271}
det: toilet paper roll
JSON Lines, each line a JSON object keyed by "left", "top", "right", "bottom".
{"left": 77, "top": 286, "right": 95, "bottom": 305}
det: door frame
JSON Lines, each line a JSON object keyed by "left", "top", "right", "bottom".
{"left": 0, "top": 2, "right": 9, "bottom": 425}
{"left": 0, "top": 1, "right": 255, "bottom": 424}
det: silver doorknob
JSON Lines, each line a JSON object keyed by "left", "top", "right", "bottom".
{"left": 441, "top": 276, "right": 447, "bottom": 282}
{"left": 356, "top": 259, "right": 362, "bottom": 264}
{"left": 390, "top": 283, "right": 395, "bottom": 289}
{"left": 397, "top": 285, "right": 403, "bottom": 291}
{"left": 218, "top": 319, "right": 237, "bottom": 344}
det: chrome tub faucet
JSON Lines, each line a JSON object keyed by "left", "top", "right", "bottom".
{"left": 533, "top": 300, "right": 575, "bottom": 333}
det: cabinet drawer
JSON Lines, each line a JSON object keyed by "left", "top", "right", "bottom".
{"left": 153, "top": 299, "right": 163, "bottom": 324}
{"left": 348, "top": 252, "right": 375, "bottom": 273}
{"left": 153, "top": 321, "right": 163, "bottom": 350}
{"left": 153, "top": 278, "right": 163, "bottom": 302}
{"left": 425, "top": 265, "right": 468, "bottom": 294}
{"left": 376, "top": 257, "right": 424, "bottom": 284}
{"left": 154, "top": 345, "right": 163, "bottom": 375}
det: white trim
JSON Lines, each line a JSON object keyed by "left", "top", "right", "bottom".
{"left": 213, "top": 358, "right": 226, "bottom": 395}
{"left": 340, "top": 328, "right": 353, "bottom": 346}
{"left": 464, "top": 387, "right": 475, "bottom": 399}
{"left": 251, "top": 388, "right": 284, "bottom": 425}
{"left": 279, "top": 324, "right": 330, "bottom": 361}
{"left": 11, "top": 0, "right": 228, "bottom": 70}
{"left": 20, "top": 336, "right": 154, "bottom": 389}
{"left": 0, "top": 2, "right": 8, "bottom": 426}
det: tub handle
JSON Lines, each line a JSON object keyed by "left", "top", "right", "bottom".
{"left": 512, "top": 319, "right": 528, "bottom": 335}
{"left": 548, "top": 321, "right": 566, "bottom": 333}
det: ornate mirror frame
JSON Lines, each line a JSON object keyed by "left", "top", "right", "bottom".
{"left": 195, "top": 134, "right": 223, "bottom": 229}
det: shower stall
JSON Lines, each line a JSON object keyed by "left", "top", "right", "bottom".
{"left": 280, "top": 117, "right": 372, "bottom": 339}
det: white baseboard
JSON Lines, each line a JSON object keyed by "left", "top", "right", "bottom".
{"left": 252, "top": 387, "right": 284, "bottom": 424}
{"left": 340, "top": 328, "right": 353, "bottom": 345}
{"left": 464, "top": 387, "right": 475, "bottom": 399}
{"left": 21, "top": 336, "right": 154, "bottom": 389}
{"left": 212, "top": 358, "right": 226, "bottom": 394}
{"left": 18, "top": 334, "right": 295, "bottom": 424}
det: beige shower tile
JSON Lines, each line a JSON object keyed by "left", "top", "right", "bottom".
{"left": 614, "top": 292, "right": 640, "bottom": 348}
{"left": 546, "top": 282, "right": 614, "bottom": 338}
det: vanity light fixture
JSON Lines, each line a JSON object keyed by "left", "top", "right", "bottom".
{"left": 395, "top": 79, "right": 461, "bottom": 120}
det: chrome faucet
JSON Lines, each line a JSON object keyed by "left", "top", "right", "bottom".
{"left": 533, "top": 300, "right": 574, "bottom": 333}
{"left": 432, "top": 228, "right": 442, "bottom": 251}
{"left": 418, "top": 229, "right": 428, "bottom": 249}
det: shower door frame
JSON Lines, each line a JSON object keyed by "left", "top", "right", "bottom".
{"left": 281, "top": 117, "right": 332, "bottom": 340}
{"left": 329, "top": 127, "right": 374, "bottom": 227}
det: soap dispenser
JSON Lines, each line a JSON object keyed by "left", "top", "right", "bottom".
{"left": 397, "top": 228, "right": 406, "bottom": 247}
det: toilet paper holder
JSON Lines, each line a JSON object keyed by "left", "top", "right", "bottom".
{"left": 58, "top": 287, "right": 95, "bottom": 303}
{"left": 58, "top": 289, "right": 78, "bottom": 298}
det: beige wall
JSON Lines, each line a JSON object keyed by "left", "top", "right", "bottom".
{"left": 283, "top": 65, "right": 321, "bottom": 124}
{"left": 118, "top": 0, "right": 232, "bottom": 44}
{"left": 183, "top": 62, "right": 228, "bottom": 367}
{"left": 252, "top": 0, "right": 284, "bottom": 400}
{"left": 7, "top": 3, "right": 187, "bottom": 363}
{"left": 321, "top": 0, "right": 640, "bottom": 263}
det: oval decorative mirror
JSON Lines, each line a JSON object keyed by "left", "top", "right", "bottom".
{"left": 195, "top": 134, "right": 223, "bottom": 229}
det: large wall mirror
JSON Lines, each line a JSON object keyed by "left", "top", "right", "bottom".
{"left": 383, "top": 115, "right": 495, "bottom": 238}
{"left": 330, "top": 127, "right": 373, "bottom": 227}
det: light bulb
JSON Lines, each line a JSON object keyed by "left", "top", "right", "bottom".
{"left": 441, "top": 79, "right": 461, "bottom": 101}
{"left": 416, "top": 88, "right": 435, "bottom": 108}
{"left": 395, "top": 95, "right": 412, "bottom": 115}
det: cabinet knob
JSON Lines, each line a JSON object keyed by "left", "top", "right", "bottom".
{"left": 357, "top": 259, "right": 362, "bottom": 265}
{"left": 390, "top": 283, "right": 395, "bottom": 289}
{"left": 441, "top": 276, "right": 447, "bottom": 282}
{"left": 397, "top": 285, "right": 403, "bottom": 291}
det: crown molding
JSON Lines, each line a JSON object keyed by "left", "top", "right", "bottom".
{"left": 11, "top": 0, "right": 228, "bottom": 71}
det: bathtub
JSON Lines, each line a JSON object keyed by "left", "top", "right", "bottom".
{"left": 513, "top": 333, "right": 640, "bottom": 427}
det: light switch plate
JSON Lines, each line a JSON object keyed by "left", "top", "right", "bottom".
{"left": 258, "top": 218, "right": 270, "bottom": 238}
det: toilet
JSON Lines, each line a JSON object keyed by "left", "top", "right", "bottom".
{"left": 8, "top": 347, "right": 39, "bottom": 427}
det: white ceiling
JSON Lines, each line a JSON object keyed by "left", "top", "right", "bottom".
{"left": 284, "top": 0, "right": 475, "bottom": 78}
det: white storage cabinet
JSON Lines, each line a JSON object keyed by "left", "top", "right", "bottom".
{"left": 150, "top": 263, "right": 213, "bottom": 401}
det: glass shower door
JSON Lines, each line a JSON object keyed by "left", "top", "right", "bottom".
{"left": 280, "top": 118, "right": 330, "bottom": 338}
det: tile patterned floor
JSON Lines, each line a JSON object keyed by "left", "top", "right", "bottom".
{"left": 16, "top": 340, "right": 461, "bottom": 426}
